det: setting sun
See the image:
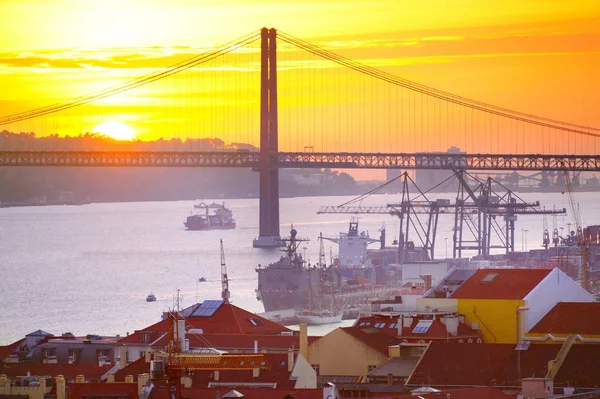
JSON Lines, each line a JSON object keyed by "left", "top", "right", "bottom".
{"left": 92, "top": 121, "right": 136, "bottom": 141}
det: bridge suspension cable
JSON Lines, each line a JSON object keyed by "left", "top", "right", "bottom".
{"left": 277, "top": 30, "right": 600, "bottom": 138}
{"left": 0, "top": 31, "right": 261, "bottom": 125}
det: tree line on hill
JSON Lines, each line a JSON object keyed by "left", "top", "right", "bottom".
{"left": 0, "top": 131, "right": 359, "bottom": 202}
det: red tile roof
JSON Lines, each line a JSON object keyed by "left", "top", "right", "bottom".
{"left": 391, "top": 387, "right": 515, "bottom": 399}
{"left": 529, "top": 302, "right": 600, "bottom": 335}
{"left": 151, "top": 333, "right": 317, "bottom": 351}
{"left": 65, "top": 383, "right": 138, "bottom": 399}
{"left": 353, "top": 315, "right": 482, "bottom": 341}
{"left": 0, "top": 339, "right": 24, "bottom": 359}
{"left": 451, "top": 268, "right": 551, "bottom": 300}
{"left": 119, "top": 302, "right": 289, "bottom": 344}
{"left": 0, "top": 363, "right": 113, "bottom": 381}
{"left": 407, "top": 342, "right": 600, "bottom": 388}
{"left": 407, "top": 342, "right": 557, "bottom": 387}
{"left": 341, "top": 327, "right": 401, "bottom": 356}
{"left": 397, "top": 318, "right": 481, "bottom": 341}
{"left": 114, "top": 357, "right": 149, "bottom": 382}
{"left": 187, "top": 353, "right": 295, "bottom": 388}
{"left": 149, "top": 386, "right": 322, "bottom": 399}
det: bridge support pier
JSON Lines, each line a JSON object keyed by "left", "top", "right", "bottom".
{"left": 253, "top": 28, "right": 282, "bottom": 248}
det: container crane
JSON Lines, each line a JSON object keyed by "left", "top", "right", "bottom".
{"left": 563, "top": 171, "right": 590, "bottom": 292}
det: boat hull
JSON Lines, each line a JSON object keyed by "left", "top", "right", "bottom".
{"left": 184, "top": 222, "right": 236, "bottom": 231}
{"left": 296, "top": 312, "right": 343, "bottom": 325}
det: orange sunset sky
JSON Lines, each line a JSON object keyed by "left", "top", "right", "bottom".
{"left": 0, "top": 0, "right": 599, "bottom": 156}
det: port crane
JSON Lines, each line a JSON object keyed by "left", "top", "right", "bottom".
{"left": 318, "top": 170, "right": 566, "bottom": 260}
{"left": 220, "top": 239, "right": 230, "bottom": 303}
{"left": 562, "top": 170, "right": 591, "bottom": 292}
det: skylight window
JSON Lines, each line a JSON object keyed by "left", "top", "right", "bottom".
{"left": 248, "top": 318, "right": 263, "bottom": 326}
{"left": 412, "top": 320, "right": 433, "bottom": 334}
{"left": 481, "top": 273, "right": 499, "bottom": 283}
{"left": 389, "top": 322, "right": 397, "bottom": 329}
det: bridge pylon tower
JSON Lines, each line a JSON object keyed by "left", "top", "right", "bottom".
{"left": 253, "top": 27, "right": 283, "bottom": 248}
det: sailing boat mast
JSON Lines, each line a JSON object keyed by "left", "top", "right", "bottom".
{"left": 221, "top": 239, "right": 230, "bottom": 303}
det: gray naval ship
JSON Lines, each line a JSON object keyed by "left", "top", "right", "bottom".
{"left": 255, "top": 221, "right": 415, "bottom": 314}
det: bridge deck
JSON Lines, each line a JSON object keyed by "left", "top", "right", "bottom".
{"left": 1, "top": 151, "right": 599, "bottom": 171}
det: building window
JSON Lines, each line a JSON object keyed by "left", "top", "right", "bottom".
{"left": 141, "top": 333, "right": 151, "bottom": 343}
{"left": 42, "top": 348, "right": 56, "bottom": 358}
{"left": 97, "top": 350, "right": 108, "bottom": 361}
{"left": 311, "top": 364, "right": 320, "bottom": 375}
{"left": 68, "top": 349, "right": 78, "bottom": 363}
{"left": 389, "top": 322, "right": 397, "bottom": 329}
{"left": 368, "top": 365, "right": 377, "bottom": 372}
{"left": 374, "top": 322, "right": 387, "bottom": 329}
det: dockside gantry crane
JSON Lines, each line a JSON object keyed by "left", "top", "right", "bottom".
{"left": 318, "top": 170, "right": 566, "bottom": 260}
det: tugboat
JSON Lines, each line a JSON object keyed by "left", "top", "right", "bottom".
{"left": 146, "top": 293, "right": 157, "bottom": 302}
{"left": 184, "top": 202, "right": 236, "bottom": 230}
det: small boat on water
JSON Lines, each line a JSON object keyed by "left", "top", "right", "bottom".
{"left": 146, "top": 294, "right": 157, "bottom": 302}
{"left": 198, "top": 277, "right": 206, "bottom": 282}
{"left": 296, "top": 309, "right": 343, "bottom": 325}
{"left": 185, "top": 202, "right": 236, "bottom": 231}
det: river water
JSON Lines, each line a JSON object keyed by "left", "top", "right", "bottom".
{"left": 1, "top": 191, "right": 599, "bottom": 344}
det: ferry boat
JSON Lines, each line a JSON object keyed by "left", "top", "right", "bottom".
{"left": 185, "top": 202, "right": 236, "bottom": 230}
{"left": 146, "top": 293, "right": 157, "bottom": 302}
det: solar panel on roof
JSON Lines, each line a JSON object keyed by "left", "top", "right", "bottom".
{"left": 192, "top": 300, "right": 224, "bottom": 317}
{"left": 412, "top": 320, "right": 433, "bottom": 334}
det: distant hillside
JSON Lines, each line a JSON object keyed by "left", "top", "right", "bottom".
{"left": 0, "top": 131, "right": 360, "bottom": 202}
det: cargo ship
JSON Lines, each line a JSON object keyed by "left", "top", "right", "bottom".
{"left": 184, "top": 202, "right": 236, "bottom": 231}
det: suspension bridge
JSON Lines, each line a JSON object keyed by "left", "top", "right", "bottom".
{"left": 1, "top": 28, "right": 598, "bottom": 245}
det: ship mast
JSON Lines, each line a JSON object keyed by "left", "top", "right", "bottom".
{"left": 318, "top": 232, "right": 326, "bottom": 268}
{"left": 221, "top": 239, "right": 230, "bottom": 303}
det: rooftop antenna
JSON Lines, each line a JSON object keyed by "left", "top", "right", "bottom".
{"left": 221, "top": 239, "right": 230, "bottom": 303}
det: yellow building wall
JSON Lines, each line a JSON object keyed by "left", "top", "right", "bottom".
{"left": 307, "top": 328, "right": 389, "bottom": 376}
{"left": 457, "top": 299, "right": 524, "bottom": 344}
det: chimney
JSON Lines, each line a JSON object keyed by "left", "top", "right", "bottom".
{"left": 125, "top": 375, "right": 134, "bottom": 384}
{"left": 214, "top": 370, "right": 220, "bottom": 381}
{"left": 177, "top": 320, "right": 186, "bottom": 352}
{"left": 183, "top": 376, "right": 192, "bottom": 388}
{"left": 287, "top": 349, "right": 294, "bottom": 372}
{"left": 137, "top": 374, "right": 149, "bottom": 394}
{"left": 299, "top": 323, "right": 308, "bottom": 360}
{"left": 443, "top": 316, "right": 459, "bottom": 336}
{"left": 216, "top": 390, "right": 222, "bottom": 399}
{"left": 145, "top": 351, "right": 151, "bottom": 363}
{"left": 56, "top": 376, "right": 66, "bottom": 399}
{"left": 107, "top": 373, "right": 115, "bottom": 383}
{"left": 75, "top": 375, "right": 85, "bottom": 384}
{"left": 403, "top": 316, "right": 413, "bottom": 328}
{"left": 422, "top": 274, "right": 432, "bottom": 291}
{"left": 119, "top": 345, "right": 127, "bottom": 366}
{"left": 387, "top": 373, "right": 393, "bottom": 386}
{"left": 252, "top": 368, "right": 260, "bottom": 378}
{"left": 254, "top": 340, "right": 258, "bottom": 354}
